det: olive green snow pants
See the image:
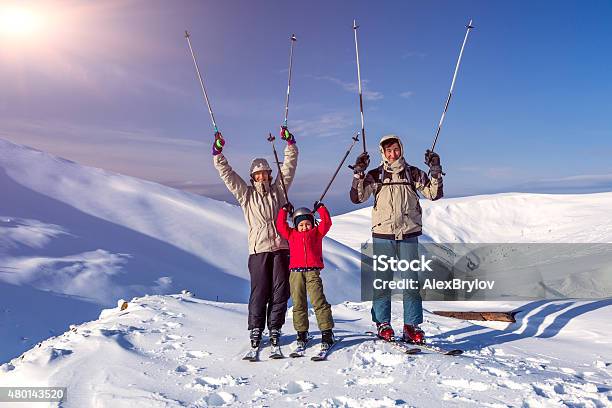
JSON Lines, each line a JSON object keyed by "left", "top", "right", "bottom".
{"left": 290, "top": 270, "right": 334, "bottom": 332}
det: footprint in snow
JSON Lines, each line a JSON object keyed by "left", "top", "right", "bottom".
{"left": 174, "top": 364, "right": 200, "bottom": 374}
{"left": 438, "top": 378, "right": 490, "bottom": 391}
{"left": 281, "top": 380, "right": 317, "bottom": 394}
{"left": 467, "top": 362, "right": 510, "bottom": 378}
{"left": 160, "top": 342, "right": 183, "bottom": 351}
{"left": 189, "top": 375, "right": 248, "bottom": 391}
{"left": 185, "top": 350, "right": 211, "bottom": 359}
{"left": 160, "top": 311, "right": 185, "bottom": 319}
{"left": 158, "top": 333, "right": 191, "bottom": 344}
{"left": 356, "top": 377, "right": 394, "bottom": 385}
{"left": 203, "top": 391, "right": 236, "bottom": 406}
{"left": 353, "top": 347, "right": 404, "bottom": 369}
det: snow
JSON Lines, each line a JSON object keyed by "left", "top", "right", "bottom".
{"left": 1, "top": 138, "right": 611, "bottom": 406}
{"left": 1, "top": 295, "right": 610, "bottom": 407}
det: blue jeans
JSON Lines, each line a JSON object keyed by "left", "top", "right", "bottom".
{"left": 371, "top": 236, "right": 423, "bottom": 326}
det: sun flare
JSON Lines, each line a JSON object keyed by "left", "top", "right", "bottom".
{"left": 0, "top": 6, "right": 43, "bottom": 37}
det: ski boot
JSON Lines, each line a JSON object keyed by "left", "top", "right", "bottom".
{"left": 250, "top": 328, "right": 263, "bottom": 348}
{"left": 402, "top": 324, "right": 425, "bottom": 344}
{"left": 376, "top": 322, "right": 395, "bottom": 341}
{"left": 269, "top": 329, "right": 282, "bottom": 347}
{"left": 321, "top": 329, "right": 335, "bottom": 350}
{"left": 297, "top": 331, "right": 309, "bottom": 348}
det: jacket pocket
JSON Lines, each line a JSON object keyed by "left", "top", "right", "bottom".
{"left": 404, "top": 209, "right": 422, "bottom": 228}
{"left": 250, "top": 224, "right": 266, "bottom": 252}
{"left": 371, "top": 207, "right": 392, "bottom": 231}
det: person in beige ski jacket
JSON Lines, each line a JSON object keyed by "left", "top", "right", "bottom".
{"left": 349, "top": 134, "right": 443, "bottom": 344}
{"left": 212, "top": 127, "right": 298, "bottom": 348}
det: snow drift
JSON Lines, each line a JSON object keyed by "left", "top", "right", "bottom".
{"left": 0, "top": 138, "right": 359, "bottom": 362}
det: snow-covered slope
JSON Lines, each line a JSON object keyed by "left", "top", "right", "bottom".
{"left": 1, "top": 138, "right": 611, "bottom": 407}
{"left": 1, "top": 294, "right": 610, "bottom": 407}
{"left": 329, "top": 192, "right": 612, "bottom": 252}
{"left": 0, "top": 138, "right": 359, "bottom": 363}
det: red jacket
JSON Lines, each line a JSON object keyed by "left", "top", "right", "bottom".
{"left": 276, "top": 205, "right": 332, "bottom": 270}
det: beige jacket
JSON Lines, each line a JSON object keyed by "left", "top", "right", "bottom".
{"left": 213, "top": 143, "right": 298, "bottom": 254}
{"left": 350, "top": 135, "right": 442, "bottom": 240}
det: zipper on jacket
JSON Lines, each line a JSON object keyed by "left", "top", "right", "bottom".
{"left": 302, "top": 234, "right": 308, "bottom": 267}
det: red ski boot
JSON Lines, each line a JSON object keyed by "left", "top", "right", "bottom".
{"left": 376, "top": 322, "right": 395, "bottom": 341}
{"left": 402, "top": 324, "right": 425, "bottom": 344}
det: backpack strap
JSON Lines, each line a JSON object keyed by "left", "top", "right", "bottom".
{"left": 372, "top": 165, "right": 416, "bottom": 209}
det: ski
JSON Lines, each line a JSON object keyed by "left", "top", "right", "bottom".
{"left": 311, "top": 337, "right": 342, "bottom": 361}
{"left": 289, "top": 344, "right": 307, "bottom": 358}
{"left": 365, "top": 330, "right": 462, "bottom": 356}
{"left": 289, "top": 335, "right": 314, "bottom": 358}
{"left": 387, "top": 338, "right": 422, "bottom": 355}
{"left": 242, "top": 346, "right": 260, "bottom": 362}
{"left": 364, "top": 332, "right": 421, "bottom": 355}
{"left": 412, "top": 342, "right": 463, "bottom": 356}
{"left": 269, "top": 344, "right": 285, "bottom": 359}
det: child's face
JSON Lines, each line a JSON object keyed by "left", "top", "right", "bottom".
{"left": 297, "top": 220, "right": 312, "bottom": 232}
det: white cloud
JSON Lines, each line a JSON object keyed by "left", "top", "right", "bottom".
{"left": 517, "top": 174, "right": 612, "bottom": 192}
{"left": 290, "top": 111, "right": 354, "bottom": 139}
{"left": 400, "top": 91, "right": 414, "bottom": 98}
{"left": 309, "top": 75, "right": 384, "bottom": 101}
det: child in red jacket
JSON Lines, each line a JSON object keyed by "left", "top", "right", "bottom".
{"left": 276, "top": 202, "right": 335, "bottom": 351}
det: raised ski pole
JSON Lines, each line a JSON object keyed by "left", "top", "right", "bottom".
{"left": 283, "top": 34, "right": 297, "bottom": 127}
{"left": 318, "top": 133, "right": 360, "bottom": 203}
{"left": 184, "top": 30, "right": 220, "bottom": 134}
{"left": 430, "top": 19, "right": 474, "bottom": 153}
{"left": 267, "top": 133, "right": 290, "bottom": 204}
{"left": 353, "top": 20, "right": 367, "bottom": 153}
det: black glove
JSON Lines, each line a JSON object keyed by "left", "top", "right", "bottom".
{"left": 282, "top": 202, "right": 294, "bottom": 214}
{"left": 425, "top": 149, "right": 443, "bottom": 178}
{"left": 313, "top": 201, "right": 324, "bottom": 211}
{"left": 351, "top": 152, "right": 370, "bottom": 174}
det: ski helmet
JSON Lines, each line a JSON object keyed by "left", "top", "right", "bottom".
{"left": 292, "top": 207, "right": 314, "bottom": 227}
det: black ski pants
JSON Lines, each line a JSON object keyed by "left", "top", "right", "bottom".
{"left": 247, "top": 249, "right": 290, "bottom": 331}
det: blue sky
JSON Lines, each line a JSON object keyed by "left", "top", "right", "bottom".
{"left": 1, "top": 0, "right": 611, "bottom": 214}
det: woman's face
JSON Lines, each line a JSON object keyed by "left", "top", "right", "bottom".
{"left": 253, "top": 170, "right": 271, "bottom": 182}
{"left": 297, "top": 220, "right": 313, "bottom": 232}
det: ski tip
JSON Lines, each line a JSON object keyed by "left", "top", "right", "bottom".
{"left": 445, "top": 350, "right": 464, "bottom": 356}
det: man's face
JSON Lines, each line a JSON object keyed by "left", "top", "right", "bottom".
{"left": 297, "top": 220, "right": 313, "bottom": 232}
{"left": 253, "top": 171, "right": 271, "bottom": 182}
{"left": 383, "top": 142, "right": 402, "bottom": 163}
